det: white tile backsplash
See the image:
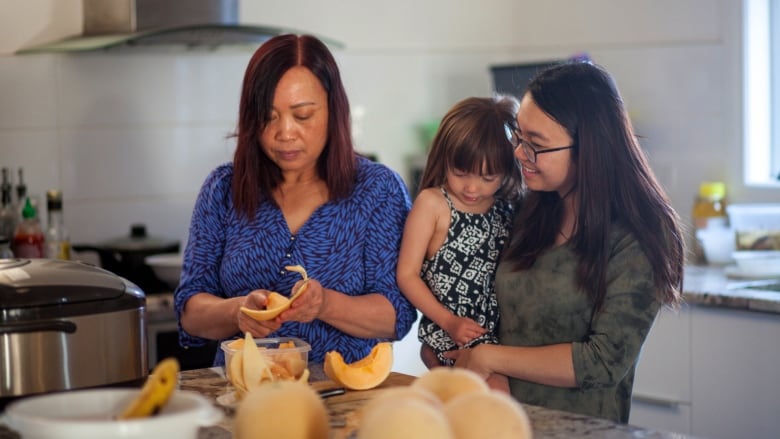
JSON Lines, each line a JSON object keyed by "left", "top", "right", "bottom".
{"left": 66, "top": 196, "right": 198, "bottom": 249}
{"left": 0, "top": 129, "right": 61, "bottom": 196}
{"left": 57, "top": 53, "right": 247, "bottom": 127}
{"left": 0, "top": 56, "right": 58, "bottom": 129}
{"left": 0, "top": 49, "right": 438, "bottom": 247}
{"left": 59, "top": 125, "right": 235, "bottom": 199}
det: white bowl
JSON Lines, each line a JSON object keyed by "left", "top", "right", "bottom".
{"left": 696, "top": 227, "right": 736, "bottom": 265}
{"left": 145, "top": 253, "right": 183, "bottom": 289}
{"left": 1, "top": 388, "right": 221, "bottom": 439}
{"left": 731, "top": 250, "right": 780, "bottom": 275}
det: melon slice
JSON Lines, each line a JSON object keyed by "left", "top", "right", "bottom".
{"left": 241, "top": 332, "right": 273, "bottom": 390}
{"left": 240, "top": 265, "right": 309, "bottom": 321}
{"left": 323, "top": 342, "right": 393, "bottom": 390}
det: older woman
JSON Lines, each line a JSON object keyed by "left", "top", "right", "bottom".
{"left": 175, "top": 34, "right": 416, "bottom": 366}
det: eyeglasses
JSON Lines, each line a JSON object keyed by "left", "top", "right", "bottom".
{"left": 509, "top": 128, "right": 575, "bottom": 164}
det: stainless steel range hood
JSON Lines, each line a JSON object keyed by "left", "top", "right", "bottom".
{"left": 16, "top": 0, "right": 343, "bottom": 54}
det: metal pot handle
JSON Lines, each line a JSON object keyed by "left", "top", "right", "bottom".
{"left": 71, "top": 244, "right": 122, "bottom": 271}
{"left": 0, "top": 320, "right": 77, "bottom": 334}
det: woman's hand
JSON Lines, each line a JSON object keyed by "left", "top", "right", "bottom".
{"left": 280, "top": 278, "right": 326, "bottom": 323}
{"left": 443, "top": 344, "right": 493, "bottom": 380}
{"left": 237, "top": 289, "right": 282, "bottom": 337}
{"left": 444, "top": 315, "right": 488, "bottom": 347}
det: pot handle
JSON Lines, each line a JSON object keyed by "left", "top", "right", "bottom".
{"left": 0, "top": 320, "right": 77, "bottom": 335}
{"left": 71, "top": 244, "right": 121, "bottom": 270}
{"left": 71, "top": 244, "right": 103, "bottom": 253}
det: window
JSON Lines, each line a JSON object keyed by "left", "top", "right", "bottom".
{"left": 744, "top": 0, "right": 780, "bottom": 186}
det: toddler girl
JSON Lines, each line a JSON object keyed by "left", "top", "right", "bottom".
{"left": 397, "top": 96, "right": 522, "bottom": 391}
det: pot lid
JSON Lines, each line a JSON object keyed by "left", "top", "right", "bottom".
{"left": 0, "top": 259, "right": 131, "bottom": 309}
{"left": 98, "top": 224, "right": 179, "bottom": 253}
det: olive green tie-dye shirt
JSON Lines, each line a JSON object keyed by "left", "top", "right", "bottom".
{"left": 496, "top": 224, "right": 660, "bottom": 423}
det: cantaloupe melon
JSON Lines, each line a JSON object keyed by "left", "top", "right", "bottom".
{"left": 359, "top": 385, "right": 442, "bottom": 419}
{"left": 411, "top": 367, "right": 489, "bottom": 403}
{"left": 234, "top": 380, "right": 329, "bottom": 439}
{"left": 324, "top": 342, "right": 393, "bottom": 390}
{"left": 357, "top": 397, "right": 453, "bottom": 439}
{"left": 240, "top": 265, "right": 309, "bottom": 321}
{"left": 227, "top": 338, "right": 245, "bottom": 350}
{"left": 241, "top": 332, "right": 273, "bottom": 390}
{"left": 228, "top": 350, "right": 246, "bottom": 396}
{"left": 443, "top": 391, "right": 533, "bottom": 439}
{"left": 265, "top": 292, "right": 291, "bottom": 309}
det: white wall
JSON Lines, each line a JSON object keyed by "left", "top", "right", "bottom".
{"left": 0, "top": 0, "right": 778, "bottom": 373}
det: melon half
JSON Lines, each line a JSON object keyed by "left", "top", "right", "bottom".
{"left": 324, "top": 342, "right": 393, "bottom": 390}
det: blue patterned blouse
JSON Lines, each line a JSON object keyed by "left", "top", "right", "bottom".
{"left": 174, "top": 157, "right": 416, "bottom": 366}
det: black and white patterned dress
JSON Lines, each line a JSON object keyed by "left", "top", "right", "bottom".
{"left": 419, "top": 187, "right": 514, "bottom": 365}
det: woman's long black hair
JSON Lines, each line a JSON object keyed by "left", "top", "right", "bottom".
{"left": 503, "top": 61, "right": 684, "bottom": 310}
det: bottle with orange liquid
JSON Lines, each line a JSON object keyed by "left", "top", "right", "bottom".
{"left": 692, "top": 182, "right": 728, "bottom": 264}
{"left": 13, "top": 197, "right": 45, "bottom": 258}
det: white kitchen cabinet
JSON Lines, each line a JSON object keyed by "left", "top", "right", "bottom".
{"left": 690, "top": 306, "right": 780, "bottom": 439}
{"left": 630, "top": 303, "right": 780, "bottom": 439}
{"left": 630, "top": 305, "right": 693, "bottom": 434}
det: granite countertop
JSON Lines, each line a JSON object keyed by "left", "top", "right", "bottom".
{"left": 182, "top": 367, "right": 700, "bottom": 439}
{"left": 683, "top": 265, "right": 780, "bottom": 314}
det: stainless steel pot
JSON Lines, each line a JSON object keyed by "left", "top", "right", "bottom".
{"left": 0, "top": 258, "right": 147, "bottom": 403}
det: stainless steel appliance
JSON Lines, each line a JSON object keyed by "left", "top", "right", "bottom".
{"left": 0, "top": 258, "right": 147, "bottom": 405}
{"left": 145, "top": 293, "right": 217, "bottom": 371}
{"left": 71, "top": 223, "right": 217, "bottom": 372}
{"left": 16, "top": 0, "right": 343, "bottom": 54}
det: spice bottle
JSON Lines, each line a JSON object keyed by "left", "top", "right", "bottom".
{"left": 13, "top": 197, "right": 45, "bottom": 258}
{"left": 692, "top": 182, "right": 728, "bottom": 263}
{"left": 45, "top": 190, "right": 71, "bottom": 260}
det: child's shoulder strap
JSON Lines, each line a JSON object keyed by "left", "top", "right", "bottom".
{"left": 439, "top": 186, "right": 454, "bottom": 210}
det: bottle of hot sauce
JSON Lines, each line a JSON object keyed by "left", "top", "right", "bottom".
{"left": 13, "top": 197, "right": 45, "bottom": 258}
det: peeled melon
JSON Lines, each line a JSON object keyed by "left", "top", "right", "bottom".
{"left": 411, "top": 367, "right": 489, "bottom": 403}
{"left": 443, "top": 391, "right": 533, "bottom": 439}
{"left": 324, "top": 342, "right": 393, "bottom": 390}
{"left": 227, "top": 338, "right": 245, "bottom": 350}
{"left": 240, "top": 265, "right": 309, "bottom": 321}
{"left": 234, "top": 380, "right": 329, "bottom": 439}
{"left": 241, "top": 332, "right": 273, "bottom": 390}
{"left": 228, "top": 350, "right": 245, "bottom": 394}
{"left": 357, "top": 397, "right": 453, "bottom": 439}
{"left": 265, "top": 292, "right": 291, "bottom": 309}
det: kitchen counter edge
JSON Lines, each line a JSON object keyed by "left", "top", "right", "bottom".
{"left": 683, "top": 265, "right": 780, "bottom": 314}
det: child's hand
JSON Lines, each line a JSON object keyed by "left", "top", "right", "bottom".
{"left": 445, "top": 315, "right": 488, "bottom": 347}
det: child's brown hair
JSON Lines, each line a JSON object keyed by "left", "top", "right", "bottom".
{"left": 419, "top": 95, "right": 522, "bottom": 201}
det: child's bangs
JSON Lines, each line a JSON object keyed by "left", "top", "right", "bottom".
{"left": 449, "top": 135, "right": 510, "bottom": 176}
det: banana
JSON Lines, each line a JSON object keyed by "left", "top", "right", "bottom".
{"left": 117, "top": 357, "right": 180, "bottom": 419}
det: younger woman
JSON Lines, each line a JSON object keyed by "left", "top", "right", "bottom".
{"left": 446, "top": 61, "right": 685, "bottom": 423}
{"left": 397, "top": 96, "right": 522, "bottom": 390}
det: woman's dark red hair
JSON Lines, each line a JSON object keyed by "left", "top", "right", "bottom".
{"left": 232, "top": 34, "right": 356, "bottom": 218}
